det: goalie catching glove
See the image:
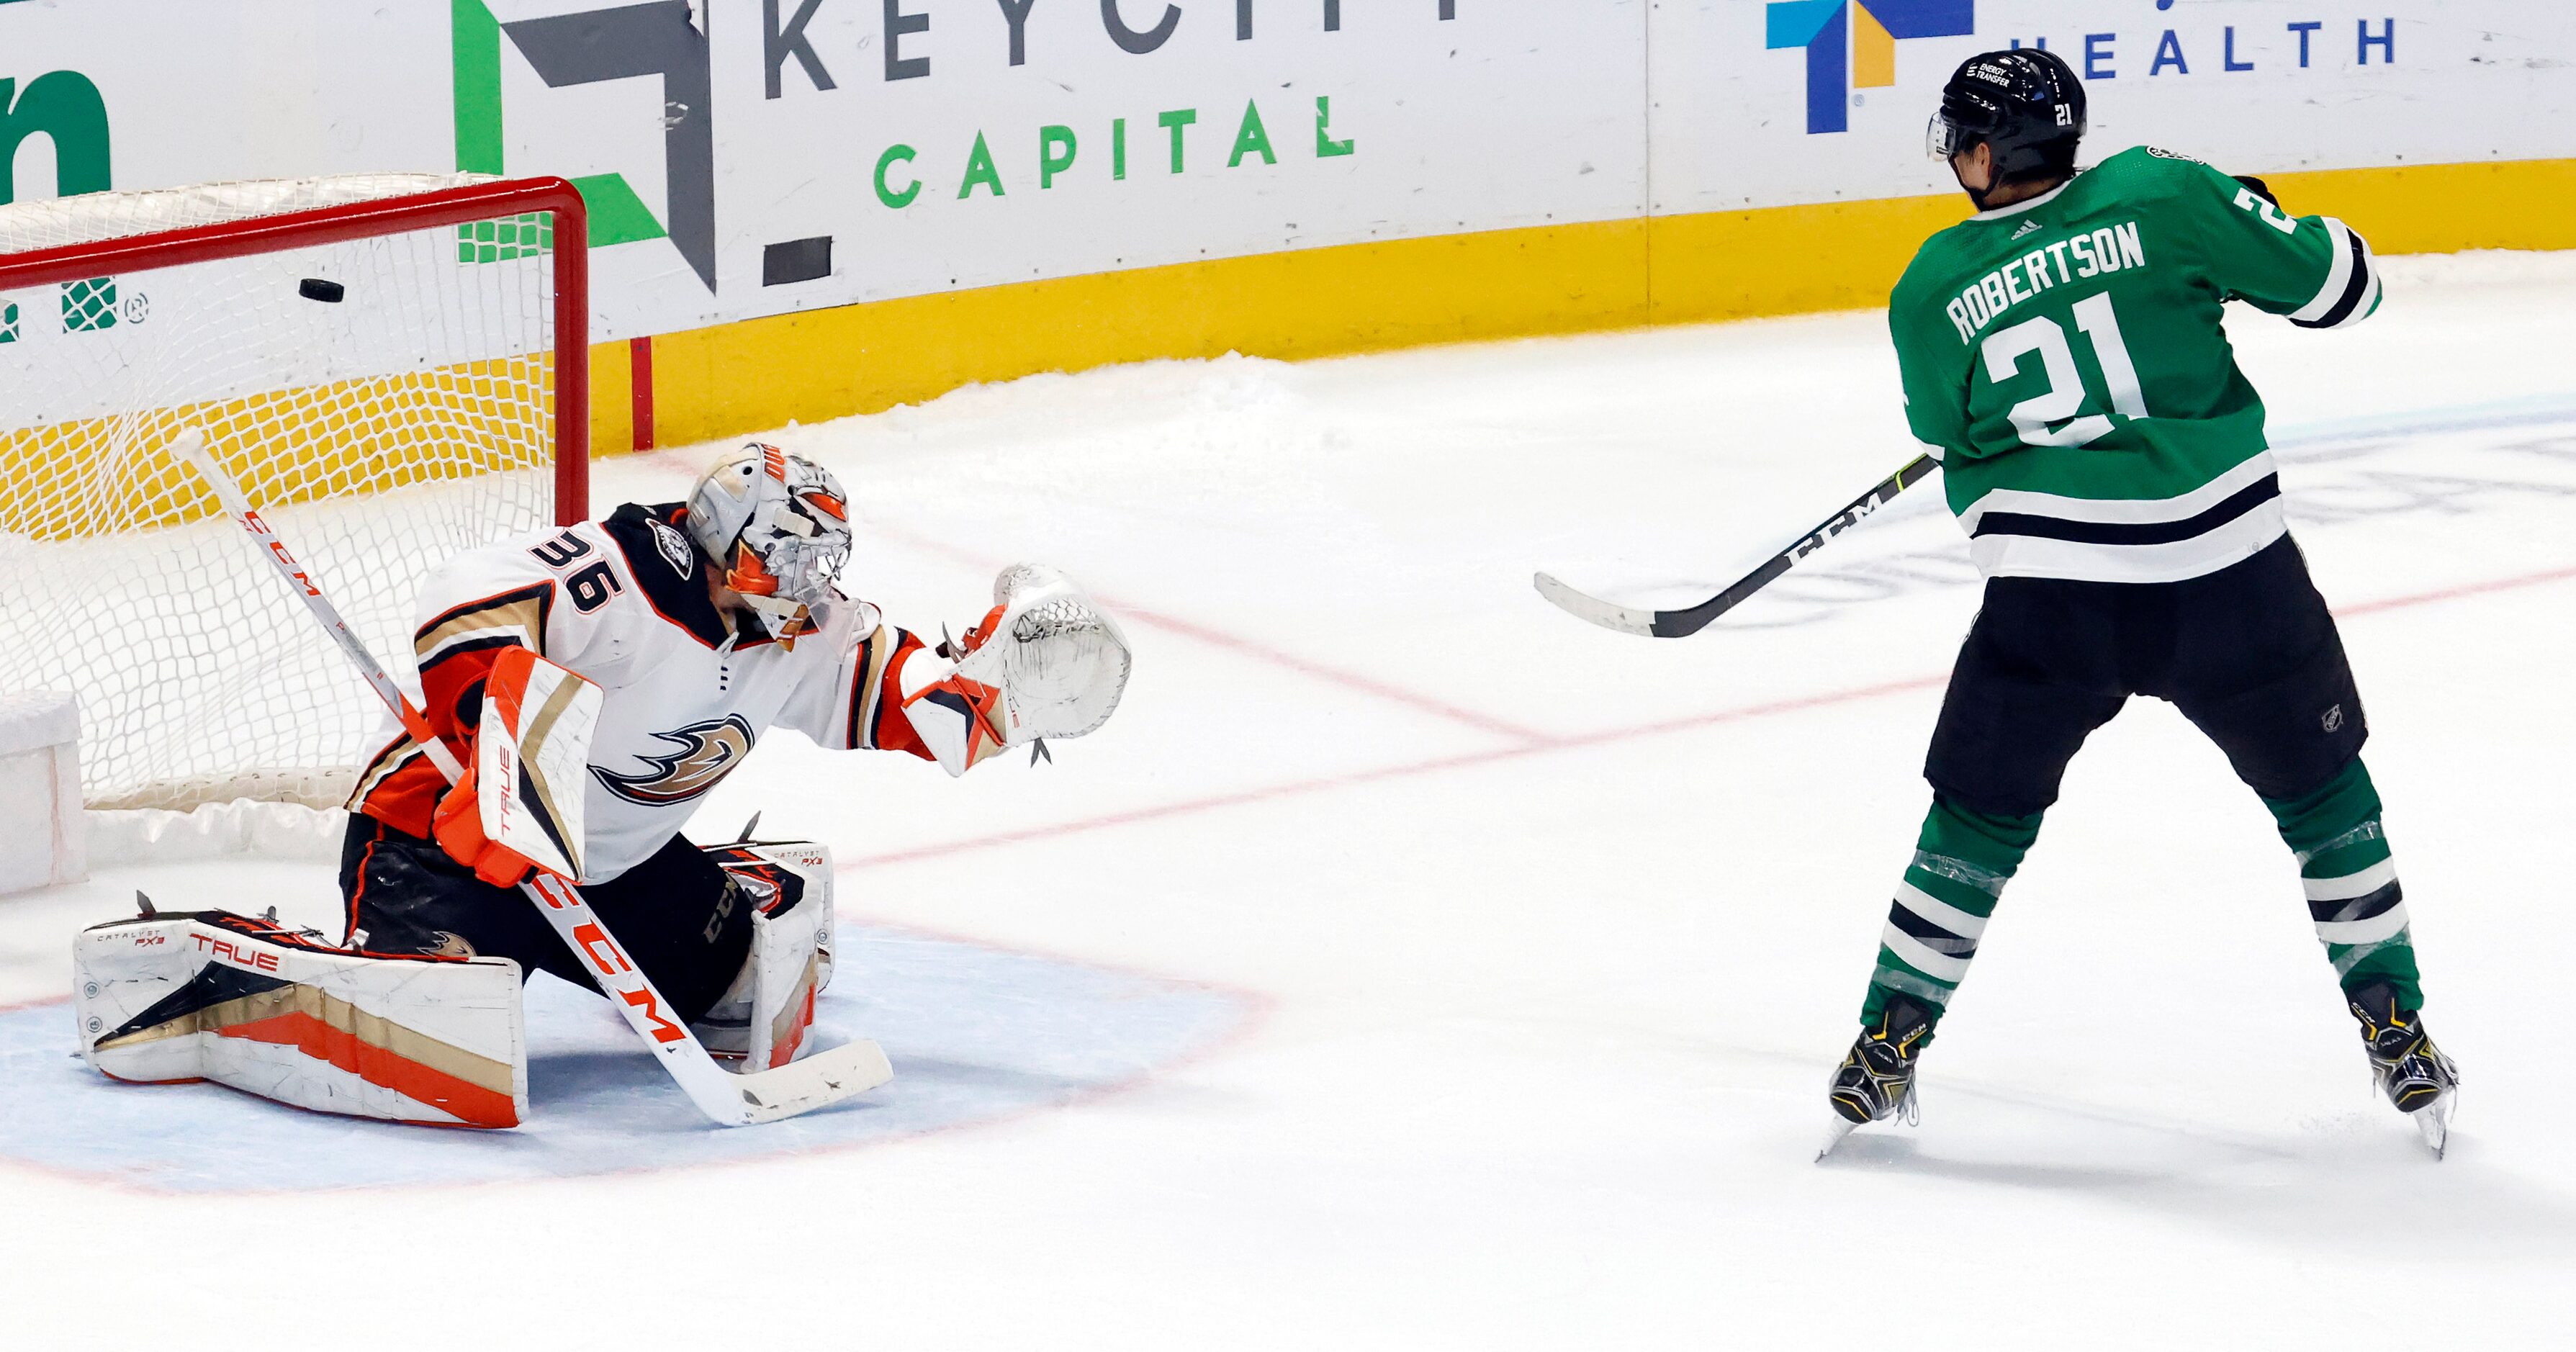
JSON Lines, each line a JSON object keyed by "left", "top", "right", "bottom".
{"left": 899, "top": 564, "right": 1132, "bottom": 776}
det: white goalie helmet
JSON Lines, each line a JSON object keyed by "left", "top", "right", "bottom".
{"left": 685, "top": 443, "right": 853, "bottom": 641}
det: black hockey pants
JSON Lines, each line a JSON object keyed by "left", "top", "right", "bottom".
{"left": 1924, "top": 535, "right": 2369, "bottom": 816}
{"left": 337, "top": 816, "right": 753, "bottom": 1024}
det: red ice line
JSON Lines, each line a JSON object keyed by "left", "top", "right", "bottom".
{"left": 632, "top": 455, "right": 1547, "bottom": 740}
{"left": 1105, "top": 601, "right": 1549, "bottom": 744}
{"left": 844, "top": 559, "right": 2576, "bottom": 873}
{"left": 2334, "top": 563, "right": 2576, "bottom": 617}
{"left": 863, "top": 518, "right": 1549, "bottom": 743}
{"left": 847, "top": 673, "right": 1947, "bottom": 870}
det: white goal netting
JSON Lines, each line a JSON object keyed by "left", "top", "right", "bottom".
{"left": 0, "top": 173, "right": 570, "bottom": 811}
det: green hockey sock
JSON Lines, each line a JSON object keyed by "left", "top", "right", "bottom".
{"left": 2265, "top": 757, "right": 2422, "bottom": 1009}
{"left": 1858, "top": 795, "right": 2042, "bottom": 1042}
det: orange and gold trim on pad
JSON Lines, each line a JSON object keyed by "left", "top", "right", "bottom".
{"left": 99, "top": 981, "right": 518, "bottom": 1128}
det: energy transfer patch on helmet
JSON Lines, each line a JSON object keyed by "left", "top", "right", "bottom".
{"left": 1927, "top": 47, "right": 2086, "bottom": 185}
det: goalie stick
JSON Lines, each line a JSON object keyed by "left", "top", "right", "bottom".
{"left": 173, "top": 428, "right": 891, "bottom": 1126}
{"left": 1534, "top": 453, "right": 1941, "bottom": 638}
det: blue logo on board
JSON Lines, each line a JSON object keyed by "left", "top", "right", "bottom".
{"left": 1765, "top": 1, "right": 1977, "bottom": 135}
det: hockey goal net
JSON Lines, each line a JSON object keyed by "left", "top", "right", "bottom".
{"left": 0, "top": 173, "right": 587, "bottom": 813}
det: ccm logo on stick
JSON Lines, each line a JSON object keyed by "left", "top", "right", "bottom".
{"left": 243, "top": 512, "right": 322, "bottom": 595}
{"left": 572, "top": 922, "right": 688, "bottom": 1045}
{"left": 572, "top": 921, "right": 632, "bottom": 975}
{"left": 621, "top": 988, "right": 688, "bottom": 1045}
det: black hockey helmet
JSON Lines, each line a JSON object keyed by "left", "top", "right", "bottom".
{"left": 1928, "top": 48, "right": 2086, "bottom": 192}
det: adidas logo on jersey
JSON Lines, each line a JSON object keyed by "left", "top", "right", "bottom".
{"left": 2010, "top": 220, "right": 2042, "bottom": 240}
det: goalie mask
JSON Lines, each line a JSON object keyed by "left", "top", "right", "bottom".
{"left": 685, "top": 443, "right": 852, "bottom": 642}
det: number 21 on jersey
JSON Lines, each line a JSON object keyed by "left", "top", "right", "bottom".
{"left": 1981, "top": 292, "right": 2149, "bottom": 449}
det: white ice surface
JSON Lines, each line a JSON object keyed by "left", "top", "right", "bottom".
{"left": 5, "top": 251, "right": 2575, "bottom": 1347}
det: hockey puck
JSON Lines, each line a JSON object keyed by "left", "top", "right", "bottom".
{"left": 298, "top": 278, "right": 346, "bottom": 303}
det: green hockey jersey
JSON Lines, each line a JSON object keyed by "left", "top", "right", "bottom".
{"left": 1890, "top": 145, "right": 2381, "bottom": 583}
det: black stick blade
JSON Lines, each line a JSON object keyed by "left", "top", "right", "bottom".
{"left": 1533, "top": 453, "right": 1940, "bottom": 641}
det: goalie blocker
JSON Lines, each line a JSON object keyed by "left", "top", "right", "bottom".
{"left": 73, "top": 841, "right": 842, "bottom": 1126}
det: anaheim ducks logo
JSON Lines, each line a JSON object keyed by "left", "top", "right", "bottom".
{"left": 593, "top": 716, "right": 756, "bottom": 806}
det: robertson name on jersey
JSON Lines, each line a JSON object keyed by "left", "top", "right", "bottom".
{"left": 350, "top": 503, "right": 936, "bottom": 881}
{"left": 1891, "top": 145, "right": 2382, "bottom": 583}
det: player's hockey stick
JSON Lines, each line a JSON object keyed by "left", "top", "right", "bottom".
{"left": 1534, "top": 452, "right": 1941, "bottom": 638}
{"left": 173, "top": 429, "right": 892, "bottom": 1126}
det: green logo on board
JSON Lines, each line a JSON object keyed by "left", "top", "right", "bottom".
{"left": 451, "top": 0, "right": 702, "bottom": 281}
{"left": 0, "top": 70, "right": 110, "bottom": 204}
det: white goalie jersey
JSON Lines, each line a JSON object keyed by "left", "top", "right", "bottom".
{"left": 352, "top": 503, "right": 947, "bottom": 882}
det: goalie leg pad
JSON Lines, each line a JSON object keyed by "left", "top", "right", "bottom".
{"left": 746, "top": 897, "right": 827, "bottom": 1071}
{"left": 74, "top": 910, "right": 528, "bottom": 1127}
{"left": 691, "top": 841, "right": 837, "bottom": 1059}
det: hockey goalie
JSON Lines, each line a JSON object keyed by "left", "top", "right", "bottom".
{"left": 71, "top": 444, "right": 1131, "bottom": 1127}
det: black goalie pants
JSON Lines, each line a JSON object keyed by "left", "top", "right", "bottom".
{"left": 1926, "top": 535, "right": 2369, "bottom": 816}
{"left": 337, "top": 816, "right": 752, "bottom": 1025}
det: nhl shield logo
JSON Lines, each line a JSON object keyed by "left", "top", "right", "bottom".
{"left": 649, "top": 518, "right": 696, "bottom": 579}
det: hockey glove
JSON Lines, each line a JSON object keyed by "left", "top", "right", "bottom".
{"left": 899, "top": 567, "right": 1131, "bottom": 776}
{"left": 896, "top": 651, "right": 1012, "bottom": 778}
{"left": 432, "top": 765, "right": 542, "bottom": 888}
{"left": 901, "top": 603, "right": 1029, "bottom": 777}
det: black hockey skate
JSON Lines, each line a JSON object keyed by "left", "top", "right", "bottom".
{"left": 2347, "top": 981, "right": 2459, "bottom": 1158}
{"left": 1819, "top": 996, "right": 1932, "bottom": 1159}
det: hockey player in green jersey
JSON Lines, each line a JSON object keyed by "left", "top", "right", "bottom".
{"left": 1824, "top": 48, "right": 2458, "bottom": 1155}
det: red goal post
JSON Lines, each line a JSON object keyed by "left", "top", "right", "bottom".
{"left": 0, "top": 173, "right": 593, "bottom": 814}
